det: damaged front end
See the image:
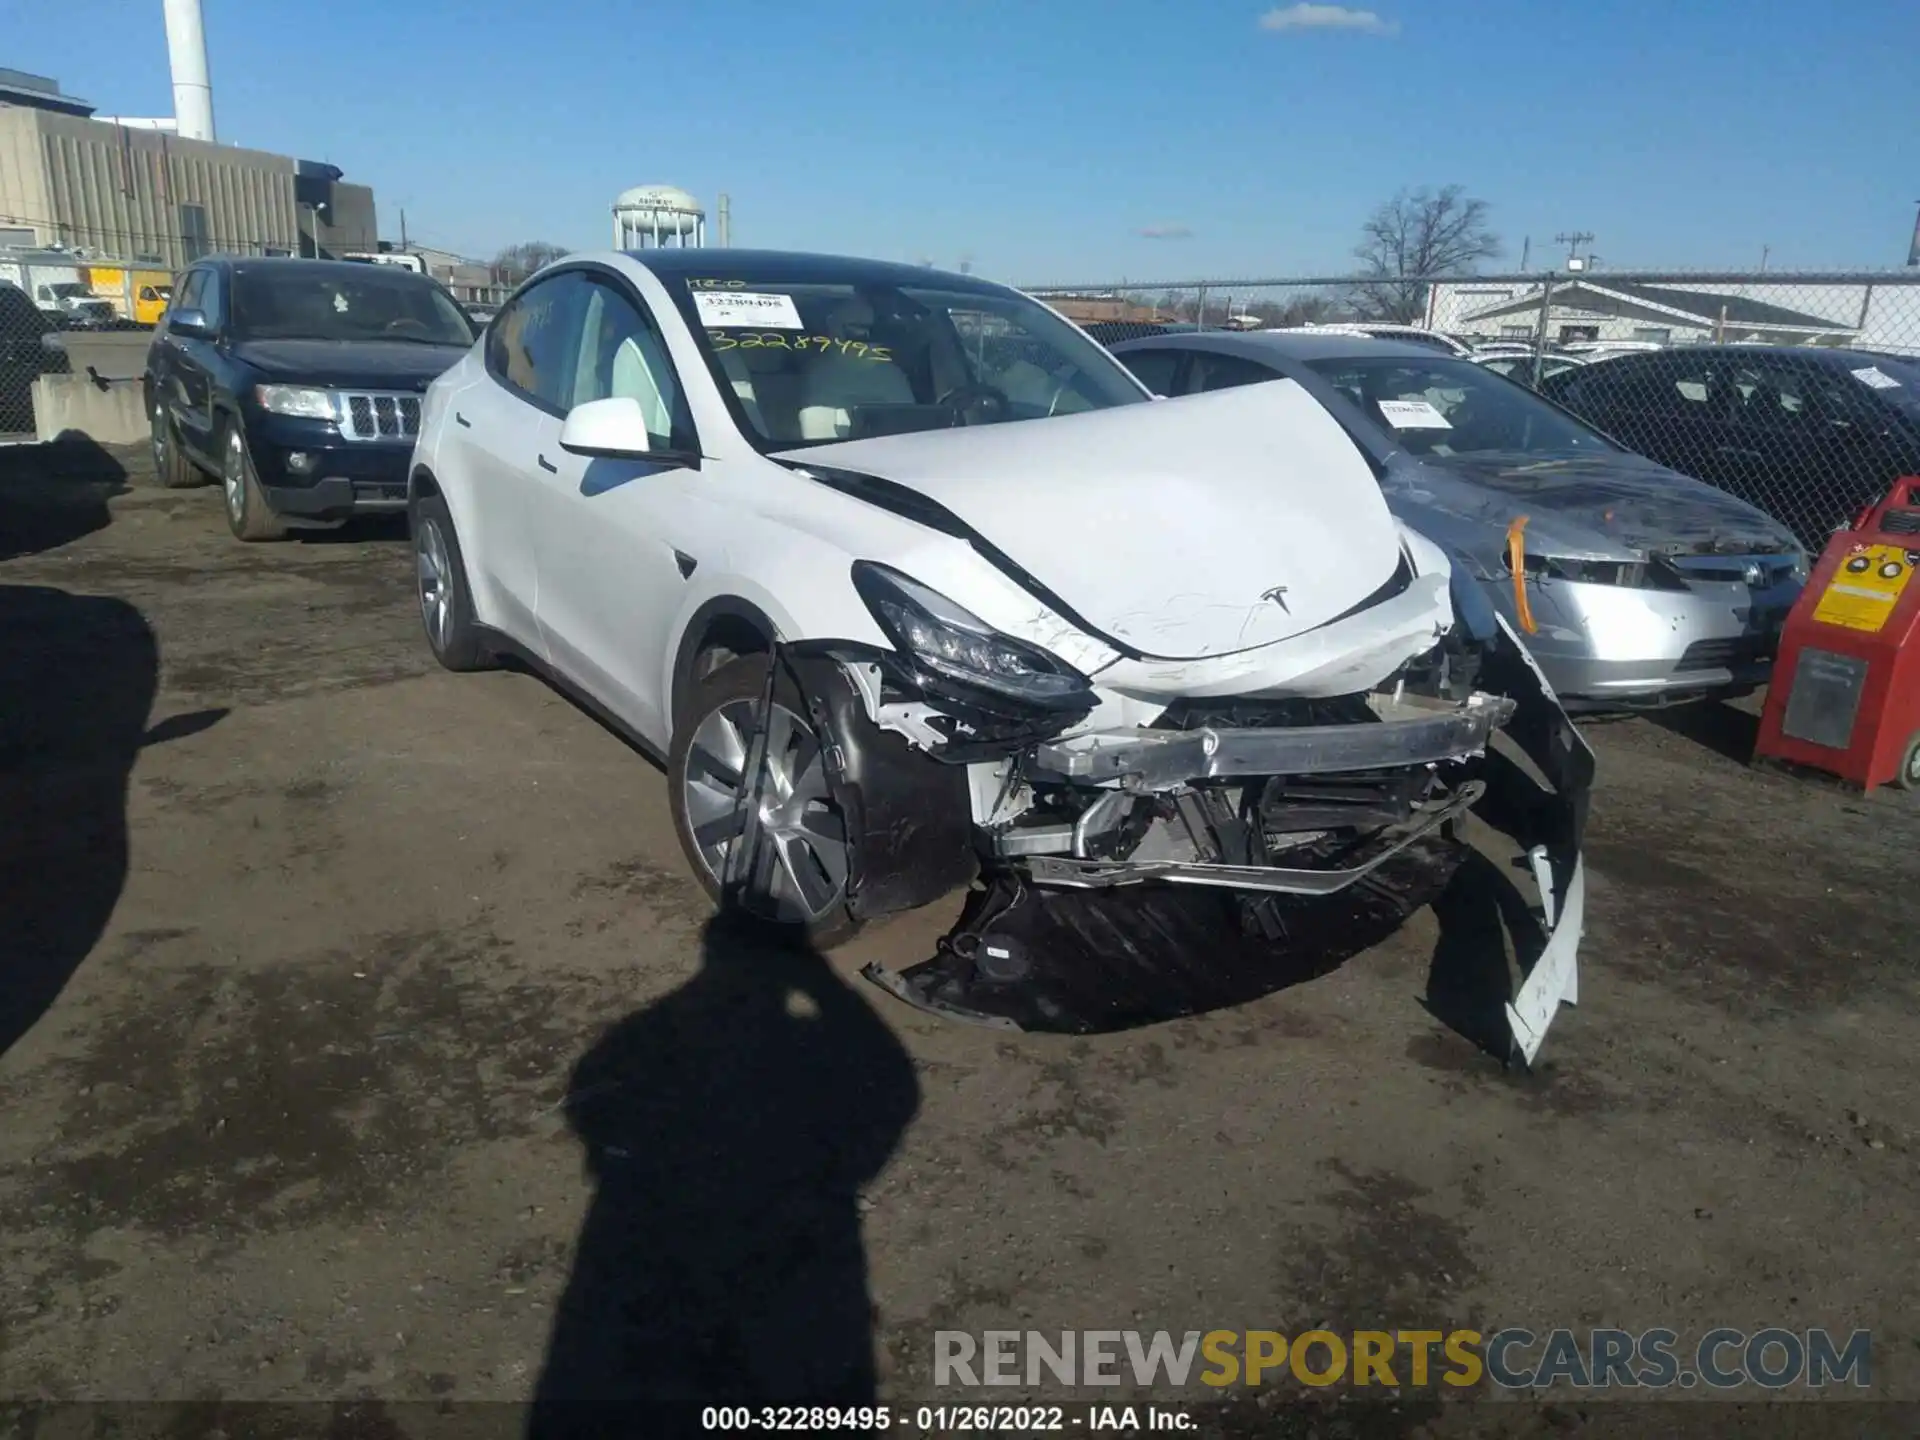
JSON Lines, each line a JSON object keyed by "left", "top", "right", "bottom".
{"left": 726, "top": 577, "right": 1591, "bottom": 1068}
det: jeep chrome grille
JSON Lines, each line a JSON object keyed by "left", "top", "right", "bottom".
{"left": 338, "top": 391, "right": 422, "bottom": 442}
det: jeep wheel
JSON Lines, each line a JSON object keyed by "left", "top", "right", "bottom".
{"left": 148, "top": 395, "right": 200, "bottom": 489}
{"left": 670, "top": 656, "right": 861, "bottom": 949}
{"left": 222, "top": 421, "right": 287, "bottom": 542}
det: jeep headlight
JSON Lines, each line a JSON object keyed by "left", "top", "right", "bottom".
{"left": 254, "top": 384, "right": 338, "bottom": 420}
{"left": 851, "top": 561, "right": 1092, "bottom": 709}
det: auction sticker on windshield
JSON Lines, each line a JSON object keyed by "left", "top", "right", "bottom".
{"left": 693, "top": 290, "right": 804, "bottom": 329}
{"left": 1377, "top": 399, "right": 1452, "bottom": 429}
{"left": 1851, "top": 366, "right": 1901, "bottom": 390}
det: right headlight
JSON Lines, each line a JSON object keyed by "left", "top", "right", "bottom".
{"left": 851, "top": 561, "right": 1092, "bottom": 710}
{"left": 254, "top": 384, "right": 338, "bottom": 420}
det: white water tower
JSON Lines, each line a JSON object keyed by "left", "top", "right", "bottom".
{"left": 613, "top": 185, "right": 706, "bottom": 249}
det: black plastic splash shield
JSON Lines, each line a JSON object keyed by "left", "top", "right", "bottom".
{"left": 864, "top": 834, "right": 1466, "bottom": 1034}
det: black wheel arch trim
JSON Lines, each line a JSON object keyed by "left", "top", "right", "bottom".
{"left": 670, "top": 595, "right": 782, "bottom": 730}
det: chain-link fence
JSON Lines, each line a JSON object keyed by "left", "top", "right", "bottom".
{"left": 1028, "top": 269, "right": 1920, "bottom": 551}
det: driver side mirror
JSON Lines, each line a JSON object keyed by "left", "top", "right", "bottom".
{"left": 559, "top": 396, "right": 698, "bottom": 468}
{"left": 560, "top": 396, "right": 652, "bottom": 457}
{"left": 168, "top": 308, "right": 210, "bottom": 338}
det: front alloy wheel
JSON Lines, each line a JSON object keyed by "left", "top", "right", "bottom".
{"left": 670, "top": 657, "right": 859, "bottom": 947}
{"left": 223, "top": 422, "right": 286, "bottom": 541}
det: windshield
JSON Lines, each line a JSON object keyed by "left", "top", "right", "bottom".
{"left": 231, "top": 267, "right": 474, "bottom": 346}
{"left": 670, "top": 274, "right": 1148, "bottom": 447}
{"left": 1856, "top": 356, "right": 1920, "bottom": 426}
{"left": 1304, "top": 354, "right": 1616, "bottom": 459}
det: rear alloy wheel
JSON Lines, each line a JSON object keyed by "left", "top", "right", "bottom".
{"left": 222, "top": 421, "right": 287, "bottom": 542}
{"left": 148, "top": 395, "right": 200, "bottom": 489}
{"left": 669, "top": 656, "right": 860, "bottom": 948}
{"left": 410, "top": 493, "right": 493, "bottom": 672}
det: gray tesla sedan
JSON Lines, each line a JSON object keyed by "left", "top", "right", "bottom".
{"left": 1109, "top": 329, "right": 1808, "bottom": 710}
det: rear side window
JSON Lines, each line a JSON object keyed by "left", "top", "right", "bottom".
{"left": 486, "top": 271, "right": 587, "bottom": 413}
{"left": 1117, "top": 348, "right": 1184, "bottom": 395}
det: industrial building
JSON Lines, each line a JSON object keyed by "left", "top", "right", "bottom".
{"left": 0, "top": 67, "right": 377, "bottom": 270}
{"left": 1425, "top": 274, "right": 1915, "bottom": 354}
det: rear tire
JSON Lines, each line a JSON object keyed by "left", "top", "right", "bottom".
{"left": 147, "top": 392, "right": 200, "bottom": 490}
{"left": 221, "top": 419, "right": 287, "bottom": 542}
{"left": 410, "top": 493, "right": 493, "bottom": 672}
{"left": 669, "top": 656, "right": 861, "bottom": 950}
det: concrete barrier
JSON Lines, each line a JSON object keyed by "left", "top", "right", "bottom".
{"left": 32, "top": 372, "right": 148, "bottom": 446}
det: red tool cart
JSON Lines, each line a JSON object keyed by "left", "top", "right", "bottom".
{"left": 1755, "top": 476, "right": 1920, "bottom": 790}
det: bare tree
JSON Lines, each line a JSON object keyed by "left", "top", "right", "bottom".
{"left": 492, "top": 240, "right": 569, "bottom": 283}
{"left": 1350, "top": 186, "right": 1500, "bottom": 324}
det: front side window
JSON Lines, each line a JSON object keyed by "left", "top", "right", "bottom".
{"left": 231, "top": 267, "right": 473, "bottom": 347}
{"left": 171, "top": 269, "right": 206, "bottom": 320}
{"left": 1116, "top": 348, "right": 1184, "bottom": 395}
{"left": 1304, "top": 355, "right": 1617, "bottom": 459}
{"left": 567, "top": 279, "right": 697, "bottom": 451}
{"left": 668, "top": 271, "right": 1148, "bottom": 447}
{"left": 486, "top": 271, "right": 587, "bottom": 411}
{"left": 1190, "top": 352, "right": 1282, "bottom": 393}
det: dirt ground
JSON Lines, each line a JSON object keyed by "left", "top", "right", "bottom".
{"left": 3, "top": 444, "right": 1918, "bottom": 1435}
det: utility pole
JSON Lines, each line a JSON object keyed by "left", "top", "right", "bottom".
{"left": 1553, "top": 230, "right": 1595, "bottom": 270}
{"left": 1760, "top": 244, "right": 1770, "bottom": 272}
{"left": 1907, "top": 202, "right": 1920, "bottom": 268}
{"left": 1519, "top": 235, "right": 1531, "bottom": 271}
{"left": 399, "top": 208, "right": 408, "bottom": 251}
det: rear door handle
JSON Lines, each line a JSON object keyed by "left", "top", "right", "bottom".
{"left": 454, "top": 411, "right": 471, "bottom": 428}
{"left": 537, "top": 454, "right": 558, "bottom": 473}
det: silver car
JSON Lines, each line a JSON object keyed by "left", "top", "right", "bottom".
{"left": 1110, "top": 330, "right": 1807, "bottom": 709}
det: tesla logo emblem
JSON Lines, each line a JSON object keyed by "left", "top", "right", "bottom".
{"left": 1262, "top": 585, "right": 1291, "bottom": 613}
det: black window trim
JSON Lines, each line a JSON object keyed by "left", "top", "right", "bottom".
{"left": 483, "top": 261, "right": 701, "bottom": 458}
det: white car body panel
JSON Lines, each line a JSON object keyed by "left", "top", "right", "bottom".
{"left": 773, "top": 379, "right": 1403, "bottom": 661}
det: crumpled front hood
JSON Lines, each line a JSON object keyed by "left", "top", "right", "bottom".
{"left": 1397, "top": 451, "right": 1799, "bottom": 556}
{"left": 773, "top": 380, "right": 1405, "bottom": 661}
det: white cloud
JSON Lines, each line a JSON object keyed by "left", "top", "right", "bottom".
{"left": 1137, "top": 225, "right": 1195, "bottom": 240}
{"left": 1258, "top": 3, "right": 1400, "bottom": 36}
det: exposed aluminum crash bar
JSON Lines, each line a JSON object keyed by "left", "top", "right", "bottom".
{"left": 1024, "top": 781, "right": 1483, "bottom": 896}
{"left": 1028, "top": 692, "right": 1516, "bottom": 792}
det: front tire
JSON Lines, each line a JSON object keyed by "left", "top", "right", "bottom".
{"left": 221, "top": 419, "right": 287, "bottom": 541}
{"left": 410, "top": 493, "right": 493, "bottom": 672}
{"left": 1896, "top": 731, "right": 1920, "bottom": 793}
{"left": 669, "top": 656, "right": 861, "bottom": 949}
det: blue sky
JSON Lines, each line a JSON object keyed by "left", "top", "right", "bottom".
{"left": 9, "top": 0, "right": 1918, "bottom": 281}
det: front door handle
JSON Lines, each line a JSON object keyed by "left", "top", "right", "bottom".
{"left": 537, "top": 454, "right": 558, "bottom": 473}
{"left": 454, "top": 411, "right": 471, "bottom": 428}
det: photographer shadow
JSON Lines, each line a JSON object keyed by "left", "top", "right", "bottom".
{"left": 529, "top": 915, "right": 920, "bottom": 1435}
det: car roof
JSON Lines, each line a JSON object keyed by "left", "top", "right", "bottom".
{"left": 199, "top": 255, "right": 439, "bottom": 284}
{"left": 1585, "top": 344, "right": 1901, "bottom": 369}
{"left": 625, "top": 247, "right": 1016, "bottom": 299}
{"left": 1109, "top": 328, "right": 1452, "bottom": 363}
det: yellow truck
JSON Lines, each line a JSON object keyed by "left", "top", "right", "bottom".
{"left": 84, "top": 266, "right": 174, "bottom": 325}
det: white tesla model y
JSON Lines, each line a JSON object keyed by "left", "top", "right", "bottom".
{"left": 406, "top": 249, "right": 1590, "bottom": 1062}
